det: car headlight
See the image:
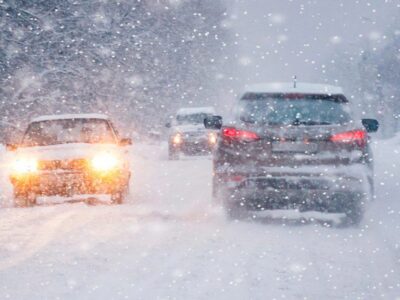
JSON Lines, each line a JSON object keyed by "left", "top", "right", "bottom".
{"left": 208, "top": 132, "right": 218, "bottom": 145}
{"left": 91, "top": 153, "right": 119, "bottom": 172}
{"left": 12, "top": 158, "right": 38, "bottom": 175}
{"left": 172, "top": 133, "right": 182, "bottom": 145}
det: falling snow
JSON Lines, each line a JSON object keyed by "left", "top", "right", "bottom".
{"left": 0, "top": 0, "right": 399, "bottom": 299}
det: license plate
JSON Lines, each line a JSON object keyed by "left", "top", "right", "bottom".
{"left": 41, "top": 172, "right": 84, "bottom": 186}
{"left": 272, "top": 142, "right": 318, "bottom": 153}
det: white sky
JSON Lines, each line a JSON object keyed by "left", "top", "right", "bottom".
{"left": 228, "top": 0, "right": 399, "bottom": 86}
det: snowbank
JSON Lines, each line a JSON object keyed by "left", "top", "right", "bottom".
{"left": 0, "top": 136, "right": 399, "bottom": 299}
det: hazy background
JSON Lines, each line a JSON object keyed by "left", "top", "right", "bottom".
{"left": 223, "top": 0, "right": 400, "bottom": 135}
{"left": 229, "top": 0, "right": 398, "bottom": 84}
{"left": 0, "top": 0, "right": 399, "bottom": 137}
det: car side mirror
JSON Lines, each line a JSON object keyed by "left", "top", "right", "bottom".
{"left": 362, "top": 119, "right": 379, "bottom": 133}
{"left": 120, "top": 138, "right": 132, "bottom": 146}
{"left": 204, "top": 116, "right": 223, "bottom": 130}
{"left": 165, "top": 122, "right": 171, "bottom": 128}
{"left": 6, "top": 143, "right": 18, "bottom": 151}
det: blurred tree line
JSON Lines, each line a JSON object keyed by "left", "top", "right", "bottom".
{"left": 328, "top": 21, "right": 400, "bottom": 138}
{"left": 0, "top": 0, "right": 233, "bottom": 137}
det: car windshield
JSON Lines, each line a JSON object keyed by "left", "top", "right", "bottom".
{"left": 22, "top": 119, "right": 116, "bottom": 146}
{"left": 236, "top": 95, "right": 351, "bottom": 125}
{"left": 176, "top": 113, "right": 211, "bottom": 125}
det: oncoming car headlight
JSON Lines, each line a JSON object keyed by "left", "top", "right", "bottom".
{"left": 172, "top": 133, "right": 182, "bottom": 145}
{"left": 91, "top": 153, "right": 119, "bottom": 172}
{"left": 208, "top": 132, "right": 218, "bottom": 145}
{"left": 12, "top": 158, "right": 38, "bottom": 175}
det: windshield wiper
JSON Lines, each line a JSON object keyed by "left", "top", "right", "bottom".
{"left": 291, "top": 120, "right": 332, "bottom": 126}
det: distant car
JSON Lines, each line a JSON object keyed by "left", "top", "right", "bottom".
{"left": 8, "top": 114, "right": 131, "bottom": 206}
{"left": 206, "top": 83, "right": 379, "bottom": 226}
{"left": 167, "top": 107, "right": 218, "bottom": 160}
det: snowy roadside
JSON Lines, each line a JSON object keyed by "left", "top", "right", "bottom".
{"left": 0, "top": 145, "right": 14, "bottom": 207}
{"left": 366, "top": 134, "right": 400, "bottom": 265}
{"left": 0, "top": 137, "right": 398, "bottom": 299}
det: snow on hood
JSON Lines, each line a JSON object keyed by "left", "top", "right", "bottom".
{"left": 31, "top": 113, "right": 109, "bottom": 123}
{"left": 13, "top": 143, "right": 123, "bottom": 161}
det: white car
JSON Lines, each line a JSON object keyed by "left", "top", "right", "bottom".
{"left": 166, "top": 107, "right": 218, "bottom": 159}
{"left": 8, "top": 114, "right": 131, "bottom": 206}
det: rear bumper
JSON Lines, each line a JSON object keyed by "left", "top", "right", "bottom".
{"left": 10, "top": 170, "right": 130, "bottom": 196}
{"left": 216, "top": 165, "right": 370, "bottom": 212}
{"left": 227, "top": 187, "right": 364, "bottom": 212}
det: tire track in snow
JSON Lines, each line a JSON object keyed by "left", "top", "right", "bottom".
{"left": 0, "top": 209, "right": 76, "bottom": 270}
{"left": 0, "top": 204, "right": 114, "bottom": 271}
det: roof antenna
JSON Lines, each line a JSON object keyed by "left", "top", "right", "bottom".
{"left": 293, "top": 75, "right": 297, "bottom": 88}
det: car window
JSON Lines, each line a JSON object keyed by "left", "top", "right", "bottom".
{"left": 236, "top": 95, "right": 351, "bottom": 125}
{"left": 22, "top": 119, "right": 117, "bottom": 146}
{"left": 176, "top": 113, "right": 211, "bottom": 125}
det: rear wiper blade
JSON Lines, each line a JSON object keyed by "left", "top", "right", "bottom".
{"left": 291, "top": 120, "right": 332, "bottom": 126}
{"left": 265, "top": 122, "right": 286, "bottom": 126}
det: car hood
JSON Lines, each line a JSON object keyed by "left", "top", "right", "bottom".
{"left": 14, "top": 143, "right": 124, "bottom": 161}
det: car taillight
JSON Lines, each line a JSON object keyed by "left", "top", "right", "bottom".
{"left": 330, "top": 130, "right": 367, "bottom": 147}
{"left": 228, "top": 175, "right": 245, "bottom": 182}
{"left": 222, "top": 127, "right": 260, "bottom": 142}
{"left": 224, "top": 174, "right": 246, "bottom": 187}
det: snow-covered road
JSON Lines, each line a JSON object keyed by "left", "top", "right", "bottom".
{"left": 0, "top": 138, "right": 399, "bottom": 299}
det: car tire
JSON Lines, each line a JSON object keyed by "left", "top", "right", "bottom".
{"left": 225, "top": 201, "right": 248, "bottom": 220}
{"left": 168, "top": 148, "right": 180, "bottom": 160}
{"left": 111, "top": 183, "right": 129, "bottom": 205}
{"left": 221, "top": 190, "right": 248, "bottom": 220}
{"left": 15, "top": 192, "right": 37, "bottom": 208}
{"left": 111, "top": 192, "right": 124, "bottom": 204}
{"left": 212, "top": 177, "right": 221, "bottom": 204}
{"left": 367, "top": 175, "right": 375, "bottom": 200}
{"left": 342, "top": 193, "right": 365, "bottom": 227}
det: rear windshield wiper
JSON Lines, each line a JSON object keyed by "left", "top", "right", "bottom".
{"left": 257, "top": 121, "right": 332, "bottom": 126}
{"left": 291, "top": 120, "right": 332, "bottom": 126}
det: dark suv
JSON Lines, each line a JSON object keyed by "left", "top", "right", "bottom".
{"left": 205, "top": 83, "right": 378, "bottom": 225}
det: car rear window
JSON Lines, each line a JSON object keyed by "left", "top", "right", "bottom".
{"left": 236, "top": 94, "right": 351, "bottom": 125}
{"left": 176, "top": 113, "right": 212, "bottom": 125}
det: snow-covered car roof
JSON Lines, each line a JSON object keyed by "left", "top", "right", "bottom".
{"left": 31, "top": 113, "right": 110, "bottom": 123}
{"left": 244, "top": 82, "right": 344, "bottom": 95}
{"left": 176, "top": 106, "right": 216, "bottom": 116}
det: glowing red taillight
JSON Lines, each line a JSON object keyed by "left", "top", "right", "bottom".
{"left": 229, "top": 175, "right": 245, "bottom": 182}
{"left": 330, "top": 130, "right": 367, "bottom": 147}
{"left": 222, "top": 127, "right": 260, "bottom": 142}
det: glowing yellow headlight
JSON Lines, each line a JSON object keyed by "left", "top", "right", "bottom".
{"left": 173, "top": 133, "right": 182, "bottom": 144}
{"left": 208, "top": 132, "right": 217, "bottom": 144}
{"left": 12, "top": 158, "right": 38, "bottom": 175}
{"left": 91, "top": 153, "right": 119, "bottom": 172}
